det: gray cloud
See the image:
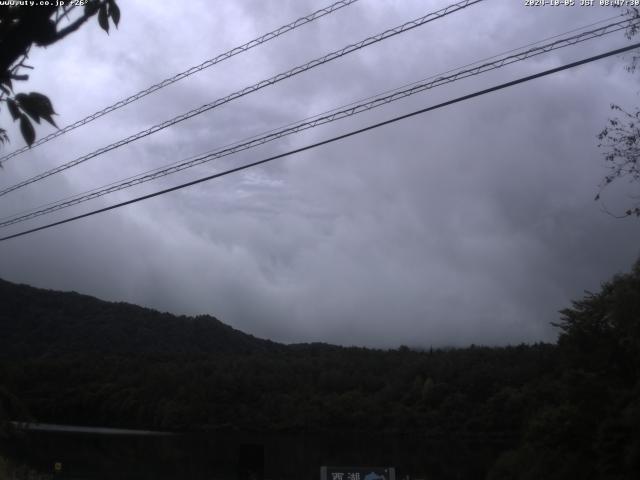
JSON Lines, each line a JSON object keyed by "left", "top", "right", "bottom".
{"left": 1, "top": 0, "right": 639, "bottom": 348}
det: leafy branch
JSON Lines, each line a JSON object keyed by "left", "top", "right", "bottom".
{"left": 0, "top": 0, "right": 120, "bottom": 149}
{"left": 595, "top": 7, "right": 640, "bottom": 217}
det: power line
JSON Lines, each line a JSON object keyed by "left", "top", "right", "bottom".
{"left": 0, "top": 0, "right": 484, "bottom": 198}
{"left": 0, "top": 16, "right": 632, "bottom": 226}
{"left": 6, "top": 12, "right": 619, "bottom": 222}
{"left": 0, "top": 16, "right": 633, "bottom": 228}
{"left": 1, "top": 41, "right": 638, "bottom": 244}
{"left": 0, "top": 0, "right": 361, "bottom": 166}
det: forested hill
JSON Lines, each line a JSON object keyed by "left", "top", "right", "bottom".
{"left": 0, "top": 278, "right": 279, "bottom": 357}
{"left": 1, "top": 262, "right": 639, "bottom": 478}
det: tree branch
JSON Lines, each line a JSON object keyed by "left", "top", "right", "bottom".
{"left": 44, "top": 10, "right": 94, "bottom": 45}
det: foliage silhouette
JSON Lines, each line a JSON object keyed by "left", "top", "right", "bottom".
{"left": 1, "top": 259, "right": 639, "bottom": 477}
{"left": 0, "top": 0, "right": 120, "bottom": 148}
{"left": 596, "top": 7, "right": 640, "bottom": 217}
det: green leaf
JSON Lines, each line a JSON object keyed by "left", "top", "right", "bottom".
{"left": 98, "top": 4, "right": 109, "bottom": 33}
{"left": 27, "top": 92, "right": 56, "bottom": 115}
{"left": 19, "top": 115, "right": 35, "bottom": 147}
{"left": 41, "top": 112, "right": 58, "bottom": 128}
{"left": 15, "top": 92, "right": 56, "bottom": 125}
{"left": 108, "top": 0, "right": 120, "bottom": 27}
{"left": 16, "top": 93, "right": 40, "bottom": 124}
{"left": 84, "top": 0, "right": 100, "bottom": 16}
{"left": 7, "top": 98, "right": 21, "bottom": 120}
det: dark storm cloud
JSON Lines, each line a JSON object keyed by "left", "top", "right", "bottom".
{"left": 1, "top": 0, "right": 639, "bottom": 347}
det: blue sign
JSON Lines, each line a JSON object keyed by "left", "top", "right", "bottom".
{"left": 320, "top": 466, "right": 396, "bottom": 480}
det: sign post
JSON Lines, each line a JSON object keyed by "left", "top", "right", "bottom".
{"left": 320, "top": 466, "right": 396, "bottom": 480}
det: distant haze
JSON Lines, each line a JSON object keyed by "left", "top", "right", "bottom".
{"left": 0, "top": 0, "right": 639, "bottom": 347}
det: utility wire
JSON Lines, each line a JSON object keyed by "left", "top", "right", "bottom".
{"left": 0, "top": 16, "right": 633, "bottom": 228}
{"left": 0, "top": 0, "right": 484, "bottom": 198}
{"left": 0, "top": 0, "right": 361, "bottom": 165}
{"left": 0, "top": 14, "right": 630, "bottom": 225}
{"left": 12, "top": 11, "right": 622, "bottom": 220}
{"left": 4, "top": 10, "right": 620, "bottom": 219}
{"left": 0, "top": 16, "right": 631, "bottom": 226}
{"left": 1, "top": 41, "right": 638, "bottom": 244}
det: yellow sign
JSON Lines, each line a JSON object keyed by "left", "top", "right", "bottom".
{"left": 54, "top": 462, "right": 62, "bottom": 472}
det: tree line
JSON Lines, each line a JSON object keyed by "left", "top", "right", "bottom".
{"left": 1, "top": 259, "right": 639, "bottom": 477}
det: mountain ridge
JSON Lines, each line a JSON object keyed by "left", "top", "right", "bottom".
{"left": 0, "top": 277, "right": 281, "bottom": 357}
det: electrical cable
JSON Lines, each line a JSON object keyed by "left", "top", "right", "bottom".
{"left": 0, "top": 16, "right": 633, "bottom": 228}
{"left": 0, "top": 0, "right": 484, "bottom": 197}
{"left": 1, "top": 41, "right": 637, "bottom": 243}
{"left": 0, "top": 0, "right": 361, "bottom": 165}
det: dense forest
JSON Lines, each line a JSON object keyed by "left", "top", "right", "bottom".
{"left": 1, "top": 260, "right": 639, "bottom": 478}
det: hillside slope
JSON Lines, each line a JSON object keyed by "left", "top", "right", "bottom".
{"left": 0, "top": 278, "right": 278, "bottom": 357}
{"left": 1, "top": 263, "right": 639, "bottom": 478}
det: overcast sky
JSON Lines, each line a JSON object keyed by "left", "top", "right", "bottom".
{"left": 1, "top": 0, "right": 639, "bottom": 348}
